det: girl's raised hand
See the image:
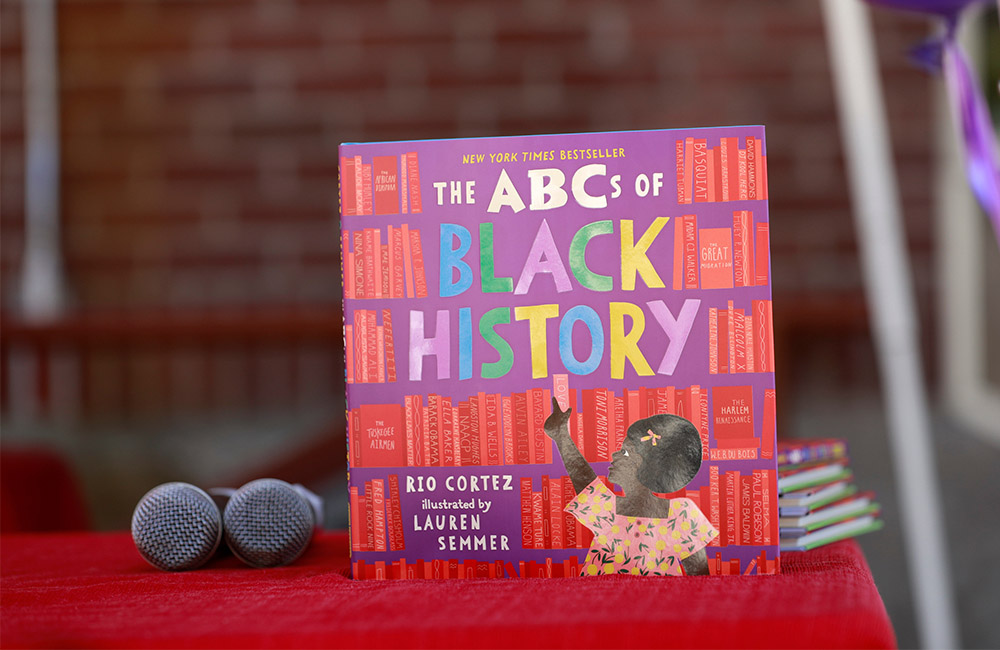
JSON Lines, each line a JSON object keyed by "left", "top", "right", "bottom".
{"left": 543, "top": 397, "right": 573, "bottom": 439}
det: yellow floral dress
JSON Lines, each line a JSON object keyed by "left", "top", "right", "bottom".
{"left": 566, "top": 478, "right": 717, "bottom": 576}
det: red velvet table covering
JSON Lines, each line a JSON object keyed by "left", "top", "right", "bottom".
{"left": 1, "top": 531, "right": 895, "bottom": 649}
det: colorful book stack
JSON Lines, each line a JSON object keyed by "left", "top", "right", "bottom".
{"left": 777, "top": 439, "right": 884, "bottom": 551}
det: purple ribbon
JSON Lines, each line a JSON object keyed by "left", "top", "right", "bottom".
{"left": 868, "top": 0, "right": 1000, "bottom": 247}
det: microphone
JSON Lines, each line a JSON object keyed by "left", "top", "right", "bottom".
{"left": 223, "top": 478, "right": 322, "bottom": 568}
{"left": 131, "top": 482, "right": 223, "bottom": 571}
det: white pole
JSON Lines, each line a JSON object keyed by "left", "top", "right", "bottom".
{"left": 21, "top": 0, "right": 64, "bottom": 320}
{"left": 821, "top": 1, "right": 959, "bottom": 648}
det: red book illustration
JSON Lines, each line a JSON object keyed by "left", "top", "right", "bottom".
{"left": 529, "top": 388, "right": 546, "bottom": 464}
{"left": 683, "top": 214, "right": 699, "bottom": 289}
{"left": 351, "top": 410, "right": 362, "bottom": 467}
{"left": 345, "top": 324, "right": 355, "bottom": 384}
{"left": 357, "top": 403, "right": 406, "bottom": 467}
{"left": 366, "top": 310, "right": 378, "bottom": 383}
{"left": 760, "top": 148, "right": 768, "bottom": 200}
{"left": 362, "top": 486, "right": 374, "bottom": 551}
{"left": 708, "top": 308, "right": 719, "bottom": 374}
{"left": 752, "top": 469, "right": 768, "bottom": 545}
{"left": 444, "top": 397, "right": 457, "bottom": 467}
{"left": 350, "top": 487, "right": 361, "bottom": 551}
{"left": 427, "top": 395, "right": 441, "bottom": 467}
{"left": 762, "top": 389, "right": 776, "bottom": 460}
{"left": 767, "top": 468, "right": 779, "bottom": 543}
{"left": 755, "top": 222, "right": 770, "bottom": 286}
{"left": 720, "top": 138, "right": 731, "bottom": 201}
{"left": 675, "top": 140, "right": 686, "bottom": 204}
{"left": 552, "top": 374, "right": 569, "bottom": 410}
{"left": 709, "top": 464, "right": 721, "bottom": 542}
{"left": 712, "top": 385, "right": 754, "bottom": 440}
{"left": 406, "top": 152, "right": 422, "bottom": 213}
{"left": 562, "top": 477, "right": 577, "bottom": 549}
{"left": 373, "top": 155, "right": 399, "bottom": 215}
{"left": 541, "top": 476, "right": 552, "bottom": 549}
{"left": 404, "top": 396, "right": 416, "bottom": 467}
{"left": 718, "top": 307, "right": 729, "bottom": 374}
{"left": 725, "top": 137, "right": 740, "bottom": 201}
{"left": 363, "top": 228, "right": 375, "bottom": 299}
{"left": 502, "top": 395, "right": 514, "bottom": 465}
{"left": 383, "top": 310, "right": 396, "bottom": 383}
{"left": 733, "top": 213, "right": 745, "bottom": 288}
{"left": 710, "top": 444, "right": 759, "bottom": 461}
{"left": 693, "top": 139, "right": 709, "bottom": 202}
{"left": 409, "top": 228, "right": 429, "bottom": 298}
{"left": 475, "top": 393, "right": 488, "bottom": 466}
{"left": 734, "top": 309, "right": 747, "bottom": 374}
{"left": 391, "top": 226, "right": 405, "bottom": 298}
{"left": 342, "top": 230, "right": 354, "bottom": 298}
{"left": 361, "top": 163, "right": 373, "bottom": 215}
{"left": 371, "top": 479, "right": 387, "bottom": 552}
{"left": 712, "top": 146, "right": 723, "bottom": 203}
{"left": 549, "top": 476, "right": 564, "bottom": 549}
{"left": 513, "top": 392, "right": 530, "bottom": 464}
{"left": 341, "top": 156, "right": 357, "bottom": 216}
{"left": 673, "top": 216, "right": 684, "bottom": 290}
{"left": 376, "top": 324, "right": 385, "bottom": 383}
{"left": 595, "top": 388, "right": 611, "bottom": 462}
{"left": 752, "top": 299, "right": 775, "bottom": 373}
{"left": 531, "top": 489, "right": 544, "bottom": 549}
{"left": 401, "top": 223, "right": 415, "bottom": 298}
{"left": 468, "top": 394, "right": 481, "bottom": 466}
{"left": 744, "top": 308, "right": 755, "bottom": 375}
{"left": 727, "top": 301, "right": 737, "bottom": 377}
{"left": 581, "top": 389, "right": 597, "bottom": 462}
{"left": 380, "top": 244, "right": 390, "bottom": 299}
{"left": 745, "top": 137, "right": 758, "bottom": 201}
{"left": 457, "top": 401, "right": 472, "bottom": 466}
{"left": 740, "top": 476, "right": 753, "bottom": 545}
{"left": 706, "top": 146, "right": 716, "bottom": 203}
{"left": 742, "top": 211, "right": 755, "bottom": 288}
{"left": 400, "top": 153, "right": 409, "bottom": 214}
{"left": 699, "top": 227, "right": 733, "bottom": 289}
{"left": 388, "top": 475, "right": 405, "bottom": 550}
{"left": 726, "top": 470, "right": 740, "bottom": 546}
{"left": 486, "top": 393, "right": 501, "bottom": 465}
{"left": 683, "top": 137, "right": 694, "bottom": 204}
{"left": 738, "top": 148, "right": 748, "bottom": 200}
{"left": 520, "top": 478, "right": 533, "bottom": 549}
{"left": 373, "top": 229, "right": 384, "bottom": 299}
{"left": 353, "top": 231, "right": 366, "bottom": 299}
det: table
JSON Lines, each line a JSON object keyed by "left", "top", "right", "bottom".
{"left": 1, "top": 532, "right": 895, "bottom": 649}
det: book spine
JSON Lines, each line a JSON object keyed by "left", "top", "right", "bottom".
{"left": 708, "top": 308, "right": 719, "bottom": 374}
{"left": 375, "top": 325, "right": 385, "bottom": 383}
{"left": 744, "top": 306, "right": 755, "bottom": 375}
{"left": 353, "top": 231, "right": 365, "bottom": 299}
{"left": 693, "top": 139, "right": 708, "bottom": 202}
{"left": 675, "top": 139, "right": 686, "bottom": 204}
{"left": 709, "top": 463, "right": 720, "bottom": 544}
{"left": 502, "top": 395, "right": 515, "bottom": 465}
{"left": 388, "top": 474, "right": 405, "bottom": 551}
{"left": 720, "top": 137, "right": 730, "bottom": 201}
{"left": 673, "top": 216, "right": 684, "bottom": 290}
{"left": 410, "top": 228, "right": 428, "bottom": 298}
{"left": 734, "top": 309, "right": 747, "bottom": 374}
{"left": 530, "top": 388, "right": 546, "bottom": 464}
{"left": 683, "top": 137, "right": 694, "bottom": 204}
{"left": 373, "top": 229, "right": 384, "bottom": 299}
{"left": 541, "top": 476, "right": 552, "bottom": 549}
{"left": 753, "top": 299, "right": 775, "bottom": 373}
{"left": 755, "top": 222, "right": 769, "bottom": 286}
{"left": 683, "top": 215, "right": 698, "bottom": 289}
{"left": 349, "top": 486, "right": 361, "bottom": 551}
{"left": 743, "top": 211, "right": 754, "bottom": 287}
{"left": 486, "top": 393, "right": 501, "bottom": 465}
{"left": 406, "top": 152, "right": 422, "bottom": 213}
{"left": 345, "top": 324, "right": 354, "bottom": 384}
{"left": 746, "top": 136, "right": 757, "bottom": 201}
{"left": 762, "top": 389, "right": 776, "bottom": 460}
{"left": 733, "top": 210, "right": 747, "bottom": 287}
{"left": 520, "top": 478, "right": 533, "bottom": 549}
{"left": 361, "top": 163, "right": 373, "bottom": 215}
{"left": 595, "top": 388, "right": 610, "bottom": 462}
{"left": 532, "top": 488, "right": 544, "bottom": 549}
{"left": 341, "top": 156, "right": 357, "bottom": 216}
{"left": 427, "top": 395, "right": 440, "bottom": 467}
{"left": 738, "top": 147, "right": 748, "bottom": 200}
{"left": 401, "top": 223, "right": 415, "bottom": 298}
{"left": 549, "top": 475, "right": 564, "bottom": 548}
{"left": 563, "top": 477, "right": 577, "bottom": 548}
{"left": 718, "top": 302, "right": 729, "bottom": 374}
{"left": 383, "top": 310, "right": 396, "bottom": 382}
{"left": 400, "top": 154, "right": 409, "bottom": 214}
{"left": 741, "top": 475, "right": 753, "bottom": 545}
{"left": 514, "top": 392, "right": 530, "bottom": 464}
{"left": 712, "top": 146, "right": 723, "bottom": 203}
{"left": 727, "top": 301, "right": 736, "bottom": 376}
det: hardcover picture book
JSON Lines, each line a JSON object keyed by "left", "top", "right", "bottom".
{"left": 340, "top": 127, "right": 779, "bottom": 579}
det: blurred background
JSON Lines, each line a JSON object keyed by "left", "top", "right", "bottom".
{"left": 1, "top": 1, "right": 998, "bottom": 647}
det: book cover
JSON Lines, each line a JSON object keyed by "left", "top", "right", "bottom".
{"left": 341, "top": 127, "right": 776, "bottom": 579}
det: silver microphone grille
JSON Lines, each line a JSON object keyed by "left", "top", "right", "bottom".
{"left": 223, "top": 478, "right": 315, "bottom": 568}
{"left": 131, "top": 482, "right": 222, "bottom": 571}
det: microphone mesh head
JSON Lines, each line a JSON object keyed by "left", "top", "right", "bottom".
{"left": 131, "top": 482, "right": 222, "bottom": 571}
{"left": 224, "top": 478, "right": 315, "bottom": 568}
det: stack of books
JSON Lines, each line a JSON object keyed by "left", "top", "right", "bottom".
{"left": 777, "top": 439, "right": 884, "bottom": 552}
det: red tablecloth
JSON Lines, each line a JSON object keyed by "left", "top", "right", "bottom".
{"left": 1, "top": 531, "right": 895, "bottom": 649}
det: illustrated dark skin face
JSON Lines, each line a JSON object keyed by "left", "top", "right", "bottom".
{"left": 607, "top": 439, "right": 643, "bottom": 495}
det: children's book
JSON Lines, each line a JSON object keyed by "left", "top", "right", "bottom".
{"left": 778, "top": 491, "right": 878, "bottom": 534}
{"left": 780, "top": 515, "right": 884, "bottom": 552}
{"left": 340, "top": 127, "right": 779, "bottom": 579}
{"left": 776, "top": 438, "right": 848, "bottom": 468}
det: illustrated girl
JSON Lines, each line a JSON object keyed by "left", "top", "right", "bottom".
{"left": 544, "top": 398, "right": 717, "bottom": 576}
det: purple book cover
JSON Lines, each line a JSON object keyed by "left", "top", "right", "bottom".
{"left": 340, "top": 128, "right": 779, "bottom": 579}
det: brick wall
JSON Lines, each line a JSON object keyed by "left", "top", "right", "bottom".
{"left": 1, "top": 0, "right": 938, "bottom": 384}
